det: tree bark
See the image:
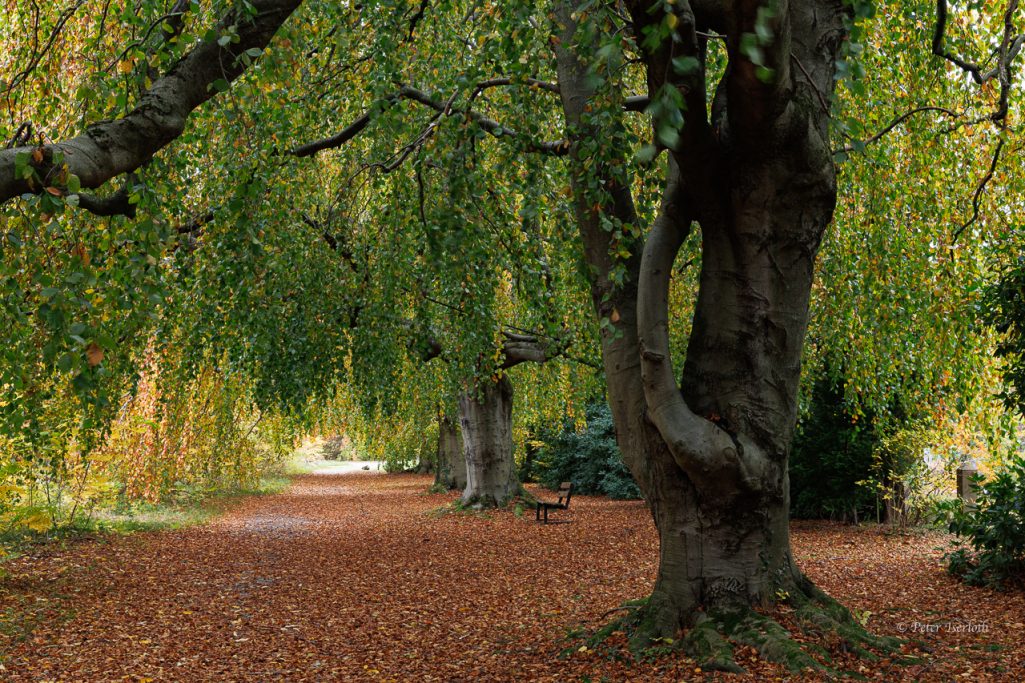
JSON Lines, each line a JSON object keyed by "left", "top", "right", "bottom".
{"left": 554, "top": 0, "right": 860, "bottom": 666}
{"left": 434, "top": 413, "right": 466, "bottom": 490}
{"left": 458, "top": 375, "right": 519, "bottom": 507}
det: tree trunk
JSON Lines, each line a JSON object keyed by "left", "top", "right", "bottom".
{"left": 414, "top": 455, "right": 434, "bottom": 475}
{"left": 552, "top": 1, "right": 884, "bottom": 671}
{"left": 458, "top": 375, "right": 519, "bottom": 507}
{"left": 434, "top": 413, "right": 466, "bottom": 490}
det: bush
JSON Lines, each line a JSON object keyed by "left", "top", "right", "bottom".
{"left": 319, "top": 435, "right": 350, "bottom": 460}
{"left": 860, "top": 424, "right": 951, "bottom": 528}
{"left": 940, "top": 456, "right": 1025, "bottom": 589}
{"left": 789, "top": 378, "right": 879, "bottom": 521}
{"left": 532, "top": 402, "right": 641, "bottom": 500}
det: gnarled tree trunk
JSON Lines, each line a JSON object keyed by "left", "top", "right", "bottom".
{"left": 554, "top": 0, "right": 886, "bottom": 672}
{"left": 434, "top": 413, "right": 467, "bottom": 490}
{"left": 458, "top": 375, "right": 519, "bottom": 507}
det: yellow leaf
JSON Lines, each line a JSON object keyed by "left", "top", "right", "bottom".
{"left": 23, "top": 511, "right": 51, "bottom": 532}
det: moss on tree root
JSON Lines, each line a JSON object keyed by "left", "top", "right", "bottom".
{"left": 586, "top": 587, "right": 904, "bottom": 676}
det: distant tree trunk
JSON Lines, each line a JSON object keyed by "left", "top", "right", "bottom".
{"left": 458, "top": 375, "right": 519, "bottom": 507}
{"left": 434, "top": 413, "right": 466, "bottom": 490}
{"left": 414, "top": 454, "right": 434, "bottom": 475}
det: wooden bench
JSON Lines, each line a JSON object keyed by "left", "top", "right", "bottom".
{"left": 536, "top": 482, "right": 573, "bottom": 523}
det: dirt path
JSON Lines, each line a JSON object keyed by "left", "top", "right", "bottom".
{"left": 2, "top": 473, "right": 1023, "bottom": 681}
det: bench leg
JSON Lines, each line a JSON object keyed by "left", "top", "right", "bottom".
{"left": 536, "top": 503, "right": 541, "bottom": 521}
{"left": 543, "top": 506, "right": 548, "bottom": 524}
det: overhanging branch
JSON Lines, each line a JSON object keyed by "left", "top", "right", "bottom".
{"left": 838, "top": 106, "right": 960, "bottom": 154}
{"left": 952, "top": 139, "right": 1004, "bottom": 244}
{"left": 932, "top": 0, "right": 1023, "bottom": 123}
{"left": 0, "top": 0, "right": 305, "bottom": 206}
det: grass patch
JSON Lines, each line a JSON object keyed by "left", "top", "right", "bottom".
{"left": 0, "top": 470, "right": 296, "bottom": 568}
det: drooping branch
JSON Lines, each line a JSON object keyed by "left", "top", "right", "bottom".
{"left": 838, "top": 106, "right": 961, "bottom": 154}
{"left": 4, "top": 0, "right": 88, "bottom": 97}
{"left": 406, "top": 0, "right": 431, "bottom": 38}
{"left": 932, "top": 0, "right": 1023, "bottom": 85}
{"left": 106, "top": 0, "right": 193, "bottom": 73}
{"left": 0, "top": 0, "right": 306, "bottom": 206}
{"left": 932, "top": 0, "right": 1023, "bottom": 123}
{"left": 952, "top": 139, "right": 1005, "bottom": 243}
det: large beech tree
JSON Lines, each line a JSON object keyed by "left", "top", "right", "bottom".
{"left": 550, "top": 0, "right": 1022, "bottom": 668}
{"left": 552, "top": 1, "right": 859, "bottom": 665}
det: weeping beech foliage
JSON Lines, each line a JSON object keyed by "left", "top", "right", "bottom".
{"left": 1, "top": 0, "right": 1024, "bottom": 671}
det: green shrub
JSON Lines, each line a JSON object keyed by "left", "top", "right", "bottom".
{"left": 859, "top": 424, "right": 950, "bottom": 528}
{"left": 532, "top": 402, "right": 640, "bottom": 500}
{"left": 939, "top": 456, "right": 1025, "bottom": 589}
{"left": 789, "top": 377, "right": 879, "bottom": 521}
{"left": 320, "top": 435, "right": 349, "bottom": 460}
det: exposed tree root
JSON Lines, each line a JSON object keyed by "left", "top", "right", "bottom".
{"left": 459, "top": 485, "right": 528, "bottom": 510}
{"left": 431, "top": 487, "right": 533, "bottom": 515}
{"left": 582, "top": 583, "right": 904, "bottom": 676}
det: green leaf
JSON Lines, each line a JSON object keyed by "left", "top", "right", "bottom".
{"left": 633, "top": 144, "right": 658, "bottom": 164}
{"left": 671, "top": 56, "right": 699, "bottom": 76}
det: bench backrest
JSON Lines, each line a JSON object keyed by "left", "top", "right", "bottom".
{"left": 557, "top": 482, "right": 573, "bottom": 508}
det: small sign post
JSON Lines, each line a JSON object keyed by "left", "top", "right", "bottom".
{"left": 956, "top": 459, "right": 979, "bottom": 505}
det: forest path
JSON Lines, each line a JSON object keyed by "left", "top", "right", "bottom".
{"left": 2, "top": 472, "right": 1022, "bottom": 681}
{"left": 1, "top": 473, "right": 656, "bottom": 681}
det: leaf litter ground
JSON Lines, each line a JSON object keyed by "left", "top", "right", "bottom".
{"left": 1, "top": 471, "right": 1023, "bottom": 681}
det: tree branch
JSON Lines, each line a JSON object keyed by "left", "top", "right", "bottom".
{"left": 838, "top": 106, "right": 960, "bottom": 154}
{"left": 0, "top": 0, "right": 306, "bottom": 206}
{"left": 398, "top": 85, "right": 569, "bottom": 155}
{"left": 290, "top": 99, "right": 394, "bottom": 157}
{"left": 932, "top": 0, "right": 1023, "bottom": 123}
{"left": 4, "top": 0, "right": 87, "bottom": 97}
{"left": 636, "top": 158, "right": 761, "bottom": 493}
{"left": 77, "top": 186, "right": 137, "bottom": 218}
{"left": 292, "top": 84, "right": 571, "bottom": 159}
{"left": 952, "top": 139, "right": 1004, "bottom": 243}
